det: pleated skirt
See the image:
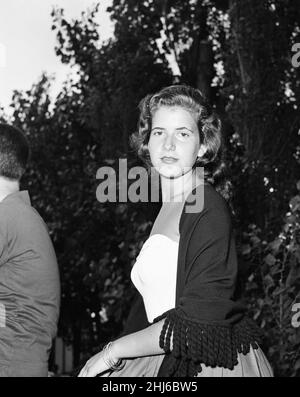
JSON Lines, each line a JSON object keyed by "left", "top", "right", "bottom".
{"left": 102, "top": 345, "right": 273, "bottom": 377}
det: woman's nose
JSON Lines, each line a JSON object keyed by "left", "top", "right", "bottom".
{"left": 163, "top": 135, "right": 175, "bottom": 151}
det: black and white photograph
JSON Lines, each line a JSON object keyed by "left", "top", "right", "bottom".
{"left": 0, "top": 0, "right": 299, "bottom": 380}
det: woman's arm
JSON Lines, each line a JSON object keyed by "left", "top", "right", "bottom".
{"left": 111, "top": 319, "right": 168, "bottom": 359}
{"left": 78, "top": 319, "right": 170, "bottom": 377}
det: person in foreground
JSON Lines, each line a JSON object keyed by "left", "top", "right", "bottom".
{"left": 79, "top": 85, "right": 273, "bottom": 377}
{"left": 0, "top": 124, "right": 60, "bottom": 377}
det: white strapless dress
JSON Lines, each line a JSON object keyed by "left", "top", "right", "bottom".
{"left": 105, "top": 233, "right": 273, "bottom": 377}
{"left": 131, "top": 234, "right": 179, "bottom": 323}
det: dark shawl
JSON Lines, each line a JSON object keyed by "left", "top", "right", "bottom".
{"left": 123, "top": 183, "right": 262, "bottom": 377}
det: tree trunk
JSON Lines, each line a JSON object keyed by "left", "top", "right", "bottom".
{"left": 195, "top": 40, "right": 214, "bottom": 101}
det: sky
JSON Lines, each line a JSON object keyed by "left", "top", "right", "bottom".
{"left": 0, "top": 0, "right": 114, "bottom": 114}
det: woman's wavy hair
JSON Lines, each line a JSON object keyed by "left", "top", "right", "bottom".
{"left": 130, "top": 85, "right": 232, "bottom": 202}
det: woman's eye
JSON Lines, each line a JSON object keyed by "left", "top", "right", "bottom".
{"left": 178, "top": 132, "right": 190, "bottom": 138}
{"left": 152, "top": 130, "right": 163, "bottom": 136}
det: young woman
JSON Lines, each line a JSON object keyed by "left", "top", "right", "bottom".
{"left": 79, "top": 85, "right": 273, "bottom": 377}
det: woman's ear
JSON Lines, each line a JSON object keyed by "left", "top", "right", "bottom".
{"left": 197, "top": 144, "right": 207, "bottom": 158}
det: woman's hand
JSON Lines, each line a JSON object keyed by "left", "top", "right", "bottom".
{"left": 78, "top": 349, "right": 111, "bottom": 377}
{"left": 78, "top": 320, "right": 166, "bottom": 377}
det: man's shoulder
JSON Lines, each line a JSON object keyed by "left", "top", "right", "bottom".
{"left": 0, "top": 196, "right": 30, "bottom": 218}
{"left": 0, "top": 196, "right": 47, "bottom": 234}
{"left": 0, "top": 199, "right": 18, "bottom": 223}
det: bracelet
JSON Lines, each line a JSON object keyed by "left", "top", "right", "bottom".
{"left": 102, "top": 342, "right": 125, "bottom": 371}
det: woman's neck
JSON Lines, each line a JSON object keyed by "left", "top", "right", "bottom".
{"left": 0, "top": 177, "right": 19, "bottom": 202}
{"left": 160, "top": 168, "right": 204, "bottom": 203}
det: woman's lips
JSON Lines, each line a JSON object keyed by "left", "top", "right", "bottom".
{"left": 161, "top": 156, "right": 178, "bottom": 164}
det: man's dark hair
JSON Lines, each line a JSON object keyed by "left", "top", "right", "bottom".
{"left": 0, "top": 123, "right": 30, "bottom": 180}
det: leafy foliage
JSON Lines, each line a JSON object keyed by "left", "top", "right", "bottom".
{"left": 241, "top": 183, "right": 300, "bottom": 376}
{"left": 1, "top": 0, "right": 299, "bottom": 375}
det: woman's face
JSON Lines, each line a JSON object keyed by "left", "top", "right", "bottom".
{"left": 148, "top": 106, "right": 203, "bottom": 179}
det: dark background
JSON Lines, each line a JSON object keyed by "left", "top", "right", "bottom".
{"left": 0, "top": 0, "right": 299, "bottom": 377}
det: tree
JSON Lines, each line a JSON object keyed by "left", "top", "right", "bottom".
{"left": 223, "top": 0, "right": 300, "bottom": 229}
{"left": 3, "top": 0, "right": 299, "bottom": 375}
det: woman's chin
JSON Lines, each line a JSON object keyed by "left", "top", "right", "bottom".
{"left": 157, "top": 164, "right": 195, "bottom": 179}
{"left": 157, "top": 166, "right": 184, "bottom": 179}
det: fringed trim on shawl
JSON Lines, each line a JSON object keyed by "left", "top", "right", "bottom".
{"left": 153, "top": 309, "right": 263, "bottom": 377}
